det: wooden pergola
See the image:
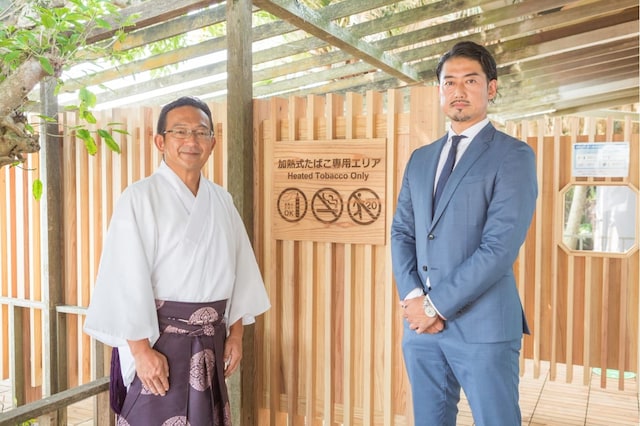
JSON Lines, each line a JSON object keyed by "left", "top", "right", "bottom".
{"left": 60, "top": 0, "right": 638, "bottom": 122}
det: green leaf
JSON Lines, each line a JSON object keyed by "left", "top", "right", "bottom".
{"left": 79, "top": 88, "right": 97, "bottom": 107}
{"left": 82, "top": 110, "right": 97, "bottom": 124}
{"left": 98, "top": 129, "right": 121, "bottom": 154}
{"left": 95, "top": 18, "right": 112, "bottom": 29}
{"left": 38, "top": 56, "right": 55, "bottom": 76}
{"left": 65, "top": 13, "right": 90, "bottom": 22}
{"left": 40, "top": 10, "right": 57, "bottom": 29}
{"left": 76, "top": 129, "right": 97, "bottom": 155}
{"left": 36, "top": 114, "right": 58, "bottom": 123}
{"left": 32, "top": 179, "right": 43, "bottom": 200}
{"left": 4, "top": 51, "right": 22, "bottom": 63}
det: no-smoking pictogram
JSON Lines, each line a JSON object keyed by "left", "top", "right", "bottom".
{"left": 311, "top": 188, "right": 343, "bottom": 224}
{"left": 277, "top": 188, "right": 307, "bottom": 222}
{"left": 348, "top": 188, "right": 381, "bottom": 225}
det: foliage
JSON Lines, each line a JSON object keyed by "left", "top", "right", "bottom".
{"left": 0, "top": 0, "right": 138, "bottom": 196}
{"left": 2, "top": 1, "right": 117, "bottom": 71}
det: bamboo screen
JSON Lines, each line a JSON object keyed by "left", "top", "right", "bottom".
{"left": 0, "top": 88, "right": 637, "bottom": 423}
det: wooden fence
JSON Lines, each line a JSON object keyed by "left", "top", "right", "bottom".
{"left": 0, "top": 87, "right": 638, "bottom": 425}
{"left": 251, "top": 88, "right": 639, "bottom": 424}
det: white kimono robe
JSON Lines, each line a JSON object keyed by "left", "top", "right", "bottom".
{"left": 84, "top": 161, "right": 270, "bottom": 386}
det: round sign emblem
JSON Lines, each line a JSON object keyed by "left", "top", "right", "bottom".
{"left": 277, "top": 188, "right": 307, "bottom": 222}
{"left": 311, "top": 188, "right": 343, "bottom": 224}
{"left": 347, "top": 188, "right": 381, "bottom": 225}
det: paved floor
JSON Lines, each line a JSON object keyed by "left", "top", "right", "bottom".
{"left": 1, "top": 360, "right": 638, "bottom": 425}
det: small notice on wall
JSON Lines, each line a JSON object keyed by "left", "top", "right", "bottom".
{"left": 271, "top": 139, "right": 386, "bottom": 245}
{"left": 572, "top": 142, "right": 629, "bottom": 177}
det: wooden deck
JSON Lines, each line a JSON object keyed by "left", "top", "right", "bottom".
{"left": 457, "top": 360, "right": 639, "bottom": 426}
{"left": 1, "top": 360, "right": 638, "bottom": 425}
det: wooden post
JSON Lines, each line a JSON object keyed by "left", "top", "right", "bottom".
{"left": 9, "top": 305, "right": 25, "bottom": 408}
{"left": 39, "top": 77, "right": 66, "bottom": 424}
{"left": 227, "top": 1, "right": 255, "bottom": 425}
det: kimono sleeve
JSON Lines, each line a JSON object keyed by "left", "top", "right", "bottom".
{"left": 83, "top": 188, "right": 160, "bottom": 348}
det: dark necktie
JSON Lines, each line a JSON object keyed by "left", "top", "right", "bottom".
{"left": 433, "top": 135, "right": 466, "bottom": 214}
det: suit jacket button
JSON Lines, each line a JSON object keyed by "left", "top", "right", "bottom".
{"left": 422, "top": 266, "right": 428, "bottom": 271}
{"left": 428, "top": 234, "right": 435, "bottom": 240}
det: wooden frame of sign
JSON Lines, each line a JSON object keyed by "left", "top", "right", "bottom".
{"left": 271, "top": 139, "right": 387, "bottom": 245}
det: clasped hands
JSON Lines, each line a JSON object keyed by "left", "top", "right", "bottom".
{"left": 400, "top": 296, "right": 445, "bottom": 334}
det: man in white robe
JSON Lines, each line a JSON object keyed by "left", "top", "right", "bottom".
{"left": 84, "top": 96, "right": 270, "bottom": 425}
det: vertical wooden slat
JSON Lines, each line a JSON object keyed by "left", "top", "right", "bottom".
{"left": 384, "top": 88, "right": 401, "bottom": 426}
{"left": 72, "top": 111, "right": 91, "bottom": 389}
{"left": 566, "top": 255, "right": 575, "bottom": 382}
{"left": 360, "top": 91, "right": 380, "bottom": 425}
{"left": 259, "top": 99, "right": 276, "bottom": 425}
{"left": 265, "top": 96, "right": 289, "bottom": 425}
{"left": 600, "top": 257, "right": 610, "bottom": 388}
{"left": 288, "top": 96, "right": 305, "bottom": 424}
{"left": 341, "top": 242, "right": 353, "bottom": 425}
{"left": 618, "top": 258, "right": 628, "bottom": 390}
{"left": 514, "top": 120, "right": 528, "bottom": 374}
{"left": 343, "top": 92, "right": 362, "bottom": 425}
{"left": 583, "top": 256, "right": 593, "bottom": 385}
{"left": 532, "top": 120, "right": 545, "bottom": 378}
{"left": 282, "top": 238, "right": 298, "bottom": 422}
{"left": 0, "top": 165, "right": 7, "bottom": 378}
{"left": 251, "top": 97, "right": 269, "bottom": 425}
{"left": 29, "top": 150, "right": 43, "bottom": 389}
{"left": 549, "top": 117, "right": 562, "bottom": 381}
{"left": 211, "top": 102, "right": 226, "bottom": 186}
{"left": 9, "top": 166, "right": 17, "bottom": 300}
{"left": 319, "top": 240, "right": 334, "bottom": 425}
{"left": 630, "top": 116, "right": 640, "bottom": 397}
{"left": 323, "top": 93, "right": 340, "bottom": 426}
{"left": 307, "top": 94, "right": 324, "bottom": 424}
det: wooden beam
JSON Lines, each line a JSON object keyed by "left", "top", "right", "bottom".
{"left": 86, "top": 2, "right": 228, "bottom": 58}
{"left": 253, "top": 0, "right": 420, "bottom": 83}
{"left": 85, "top": 0, "right": 222, "bottom": 44}
{"left": 374, "top": 0, "right": 635, "bottom": 55}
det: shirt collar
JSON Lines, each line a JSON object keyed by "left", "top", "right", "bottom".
{"left": 447, "top": 118, "right": 490, "bottom": 142}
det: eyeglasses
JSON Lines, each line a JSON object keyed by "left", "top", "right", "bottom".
{"left": 162, "top": 128, "right": 213, "bottom": 141}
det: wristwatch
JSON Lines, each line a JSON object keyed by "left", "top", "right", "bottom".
{"left": 423, "top": 296, "right": 437, "bottom": 318}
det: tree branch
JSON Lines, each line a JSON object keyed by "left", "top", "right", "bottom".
{"left": 0, "top": 56, "right": 50, "bottom": 116}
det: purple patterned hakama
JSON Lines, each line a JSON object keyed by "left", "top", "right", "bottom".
{"left": 115, "top": 300, "right": 231, "bottom": 426}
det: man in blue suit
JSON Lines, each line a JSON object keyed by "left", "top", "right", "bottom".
{"left": 391, "top": 41, "right": 537, "bottom": 425}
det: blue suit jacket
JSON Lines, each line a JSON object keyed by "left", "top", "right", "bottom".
{"left": 391, "top": 123, "right": 537, "bottom": 343}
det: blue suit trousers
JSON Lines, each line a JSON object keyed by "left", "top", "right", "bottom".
{"left": 402, "top": 322, "right": 522, "bottom": 426}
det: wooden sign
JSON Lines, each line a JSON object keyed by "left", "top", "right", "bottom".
{"left": 271, "top": 139, "right": 387, "bottom": 244}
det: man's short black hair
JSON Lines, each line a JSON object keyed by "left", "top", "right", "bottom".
{"left": 157, "top": 96, "right": 214, "bottom": 135}
{"left": 435, "top": 41, "right": 498, "bottom": 83}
